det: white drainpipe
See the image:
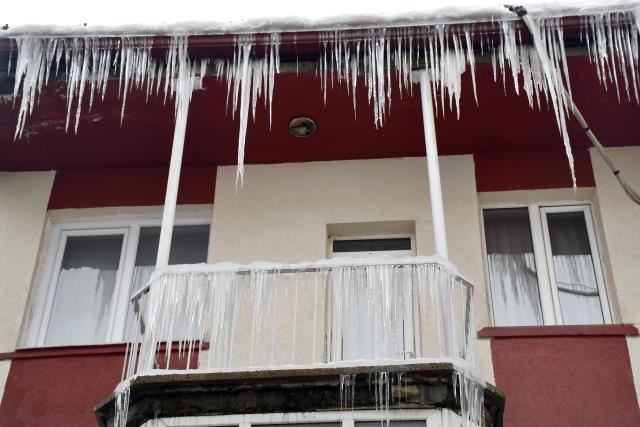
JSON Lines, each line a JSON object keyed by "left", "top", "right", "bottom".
{"left": 155, "top": 102, "right": 190, "bottom": 268}
{"left": 415, "top": 69, "right": 449, "bottom": 260}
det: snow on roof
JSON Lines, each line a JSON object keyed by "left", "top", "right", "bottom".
{"left": 3, "top": 0, "right": 639, "bottom": 37}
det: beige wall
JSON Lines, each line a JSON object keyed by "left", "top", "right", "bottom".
{"left": 211, "top": 156, "right": 494, "bottom": 381}
{"left": 0, "top": 171, "right": 54, "bottom": 406}
{"left": 0, "top": 171, "right": 55, "bottom": 353}
{"left": 590, "top": 146, "right": 640, "bottom": 403}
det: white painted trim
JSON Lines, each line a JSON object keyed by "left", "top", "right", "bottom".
{"left": 143, "top": 409, "right": 451, "bottom": 427}
{"left": 528, "top": 205, "right": 556, "bottom": 325}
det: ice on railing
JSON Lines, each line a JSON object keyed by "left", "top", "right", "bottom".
{"left": 123, "top": 257, "right": 475, "bottom": 376}
{"left": 116, "top": 257, "right": 482, "bottom": 427}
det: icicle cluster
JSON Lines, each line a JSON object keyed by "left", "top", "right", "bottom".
{"left": 123, "top": 259, "right": 475, "bottom": 375}
{"left": 582, "top": 12, "right": 640, "bottom": 103}
{"left": 209, "top": 34, "right": 281, "bottom": 187}
{"left": 119, "top": 258, "right": 480, "bottom": 425}
{"left": 8, "top": 10, "right": 640, "bottom": 188}
{"left": 317, "top": 26, "right": 474, "bottom": 127}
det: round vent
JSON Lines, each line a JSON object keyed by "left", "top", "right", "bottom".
{"left": 288, "top": 117, "right": 316, "bottom": 138}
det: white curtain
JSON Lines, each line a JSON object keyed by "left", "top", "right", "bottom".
{"left": 484, "top": 209, "right": 544, "bottom": 326}
{"left": 45, "top": 235, "right": 122, "bottom": 346}
{"left": 547, "top": 212, "right": 604, "bottom": 324}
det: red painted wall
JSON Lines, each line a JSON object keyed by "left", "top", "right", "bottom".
{"left": 486, "top": 331, "right": 640, "bottom": 427}
{"left": 0, "top": 351, "right": 122, "bottom": 427}
{"left": 47, "top": 166, "right": 216, "bottom": 210}
{"left": 0, "top": 345, "right": 201, "bottom": 427}
{"left": 474, "top": 148, "right": 595, "bottom": 192}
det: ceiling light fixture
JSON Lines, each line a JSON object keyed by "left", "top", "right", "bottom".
{"left": 288, "top": 117, "right": 316, "bottom": 138}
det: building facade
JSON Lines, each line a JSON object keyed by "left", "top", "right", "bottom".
{"left": 0, "top": 5, "right": 640, "bottom": 426}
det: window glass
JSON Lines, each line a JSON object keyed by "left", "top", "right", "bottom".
{"left": 125, "top": 225, "right": 210, "bottom": 338}
{"left": 333, "top": 238, "right": 411, "bottom": 253}
{"left": 483, "top": 208, "right": 544, "bottom": 326}
{"left": 546, "top": 211, "right": 604, "bottom": 324}
{"left": 45, "top": 235, "right": 123, "bottom": 346}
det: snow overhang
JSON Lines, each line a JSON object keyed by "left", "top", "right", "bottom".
{"left": 2, "top": 0, "right": 639, "bottom": 38}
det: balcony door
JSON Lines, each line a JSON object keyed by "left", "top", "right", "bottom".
{"left": 328, "top": 234, "right": 416, "bottom": 362}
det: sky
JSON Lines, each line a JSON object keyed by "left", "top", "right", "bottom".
{"left": 2, "top": 0, "right": 638, "bottom": 36}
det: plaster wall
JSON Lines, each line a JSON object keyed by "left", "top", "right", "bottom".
{"left": 0, "top": 171, "right": 55, "bottom": 353}
{"left": 210, "top": 156, "right": 494, "bottom": 381}
{"left": 590, "top": 146, "right": 640, "bottom": 404}
{"left": 0, "top": 361, "right": 9, "bottom": 404}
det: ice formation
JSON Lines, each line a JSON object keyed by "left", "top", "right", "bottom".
{"left": 8, "top": 10, "right": 640, "bottom": 187}
{"left": 121, "top": 257, "right": 482, "bottom": 426}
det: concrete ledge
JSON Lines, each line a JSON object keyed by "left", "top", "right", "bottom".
{"left": 95, "top": 363, "right": 504, "bottom": 427}
{"left": 478, "top": 324, "right": 639, "bottom": 338}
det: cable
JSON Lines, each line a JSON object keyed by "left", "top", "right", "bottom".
{"left": 506, "top": 4, "right": 640, "bottom": 205}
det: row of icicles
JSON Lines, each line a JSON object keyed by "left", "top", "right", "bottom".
{"left": 7, "top": 10, "right": 640, "bottom": 187}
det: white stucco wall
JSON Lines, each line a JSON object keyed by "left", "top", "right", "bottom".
{"left": 590, "top": 146, "right": 640, "bottom": 404}
{"left": 211, "top": 156, "right": 494, "bottom": 382}
{"left": 0, "top": 171, "right": 55, "bottom": 354}
{"left": 0, "top": 172, "right": 54, "bottom": 405}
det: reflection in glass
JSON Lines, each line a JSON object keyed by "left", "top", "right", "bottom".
{"left": 124, "top": 225, "right": 210, "bottom": 338}
{"left": 547, "top": 211, "right": 604, "bottom": 324}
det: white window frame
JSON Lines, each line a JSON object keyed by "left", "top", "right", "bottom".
{"left": 142, "top": 408, "right": 457, "bottom": 427}
{"left": 327, "top": 233, "right": 417, "bottom": 362}
{"left": 480, "top": 202, "right": 612, "bottom": 326}
{"left": 25, "top": 214, "right": 211, "bottom": 348}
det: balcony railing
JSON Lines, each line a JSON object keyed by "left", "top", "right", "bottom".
{"left": 123, "top": 256, "right": 476, "bottom": 378}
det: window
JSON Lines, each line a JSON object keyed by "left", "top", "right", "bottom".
{"left": 329, "top": 234, "right": 414, "bottom": 258}
{"left": 328, "top": 233, "right": 416, "bottom": 361}
{"left": 27, "top": 217, "right": 210, "bottom": 347}
{"left": 141, "top": 409, "right": 446, "bottom": 427}
{"left": 482, "top": 204, "right": 611, "bottom": 326}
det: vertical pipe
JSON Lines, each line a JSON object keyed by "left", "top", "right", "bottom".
{"left": 416, "top": 70, "right": 449, "bottom": 260}
{"left": 155, "top": 101, "right": 189, "bottom": 268}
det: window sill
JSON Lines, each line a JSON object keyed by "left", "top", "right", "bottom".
{"left": 0, "top": 342, "right": 209, "bottom": 361}
{"left": 477, "top": 324, "right": 638, "bottom": 338}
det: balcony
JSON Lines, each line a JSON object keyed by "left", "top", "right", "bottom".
{"left": 96, "top": 257, "right": 504, "bottom": 426}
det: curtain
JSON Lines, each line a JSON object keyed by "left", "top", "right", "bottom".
{"left": 484, "top": 209, "right": 544, "bottom": 326}
{"left": 45, "top": 235, "right": 123, "bottom": 346}
{"left": 547, "top": 212, "right": 604, "bottom": 324}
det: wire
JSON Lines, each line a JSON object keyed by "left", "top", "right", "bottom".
{"left": 506, "top": 4, "right": 640, "bottom": 205}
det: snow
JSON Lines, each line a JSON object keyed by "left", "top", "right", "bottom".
{"left": 2, "top": 1, "right": 640, "bottom": 37}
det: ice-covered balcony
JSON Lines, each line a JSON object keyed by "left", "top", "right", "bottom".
{"left": 95, "top": 256, "right": 504, "bottom": 427}
{"left": 125, "top": 256, "right": 474, "bottom": 373}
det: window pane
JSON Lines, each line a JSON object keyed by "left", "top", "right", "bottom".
{"left": 483, "top": 209, "right": 543, "bottom": 326}
{"left": 546, "top": 211, "right": 604, "bottom": 324}
{"left": 45, "top": 235, "right": 123, "bottom": 346}
{"left": 333, "top": 238, "right": 411, "bottom": 253}
{"left": 125, "top": 225, "right": 210, "bottom": 338}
